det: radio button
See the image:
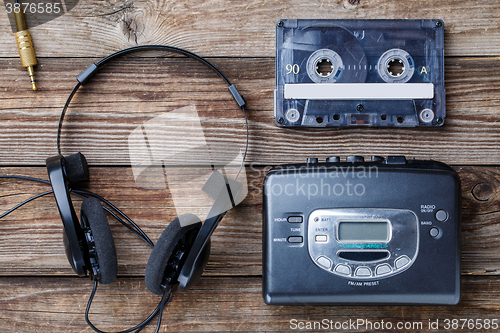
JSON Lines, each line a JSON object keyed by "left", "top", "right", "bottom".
{"left": 334, "top": 264, "right": 351, "bottom": 276}
{"left": 287, "top": 236, "right": 303, "bottom": 243}
{"left": 355, "top": 267, "right": 372, "bottom": 277}
{"left": 307, "top": 158, "right": 318, "bottom": 164}
{"left": 315, "top": 235, "right": 328, "bottom": 242}
{"left": 395, "top": 255, "right": 411, "bottom": 269}
{"left": 435, "top": 209, "right": 448, "bottom": 222}
{"left": 375, "top": 264, "right": 392, "bottom": 276}
{"left": 430, "top": 227, "right": 440, "bottom": 238}
{"left": 316, "top": 256, "right": 332, "bottom": 269}
{"left": 288, "top": 216, "right": 303, "bottom": 223}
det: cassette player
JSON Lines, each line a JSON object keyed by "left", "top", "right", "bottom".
{"left": 262, "top": 156, "right": 461, "bottom": 305}
{"left": 274, "top": 19, "right": 445, "bottom": 127}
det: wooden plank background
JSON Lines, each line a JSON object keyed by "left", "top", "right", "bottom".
{"left": 1, "top": 0, "right": 499, "bottom": 332}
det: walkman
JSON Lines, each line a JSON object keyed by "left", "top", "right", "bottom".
{"left": 262, "top": 156, "right": 461, "bottom": 305}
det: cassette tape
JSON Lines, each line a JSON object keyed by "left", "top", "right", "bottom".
{"left": 274, "top": 19, "right": 445, "bottom": 127}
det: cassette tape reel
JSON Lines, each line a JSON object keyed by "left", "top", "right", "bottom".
{"left": 274, "top": 19, "right": 445, "bottom": 127}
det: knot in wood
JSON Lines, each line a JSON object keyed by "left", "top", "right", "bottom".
{"left": 472, "top": 182, "right": 493, "bottom": 201}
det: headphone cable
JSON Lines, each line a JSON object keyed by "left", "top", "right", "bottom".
{"left": 85, "top": 279, "right": 173, "bottom": 333}
{"left": 0, "top": 190, "right": 53, "bottom": 220}
{"left": 0, "top": 175, "right": 153, "bottom": 247}
{"left": 73, "top": 188, "right": 154, "bottom": 247}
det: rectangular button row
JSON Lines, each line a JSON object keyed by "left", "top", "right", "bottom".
{"left": 289, "top": 235, "right": 328, "bottom": 243}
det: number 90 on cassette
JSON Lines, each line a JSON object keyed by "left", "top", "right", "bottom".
{"left": 274, "top": 19, "right": 445, "bottom": 127}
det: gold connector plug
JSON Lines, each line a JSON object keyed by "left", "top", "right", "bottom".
{"left": 13, "top": 3, "right": 38, "bottom": 90}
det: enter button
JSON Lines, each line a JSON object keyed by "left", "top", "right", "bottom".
{"left": 315, "top": 235, "right": 328, "bottom": 242}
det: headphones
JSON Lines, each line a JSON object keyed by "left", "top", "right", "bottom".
{"left": 43, "top": 45, "right": 247, "bottom": 332}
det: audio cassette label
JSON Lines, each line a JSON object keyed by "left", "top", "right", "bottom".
{"left": 274, "top": 19, "right": 445, "bottom": 127}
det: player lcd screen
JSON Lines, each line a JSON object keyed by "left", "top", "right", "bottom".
{"left": 337, "top": 221, "right": 389, "bottom": 241}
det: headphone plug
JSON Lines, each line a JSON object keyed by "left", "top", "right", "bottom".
{"left": 13, "top": 0, "right": 37, "bottom": 91}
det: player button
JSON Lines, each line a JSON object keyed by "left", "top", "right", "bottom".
{"left": 355, "top": 267, "right": 372, "bottom": 277}
{"left": 326, "top": 156, "right": 340, "bottom": 163}
{"left": 307, "top": 158, "right": 318, "bottom": 164}
{"left": 430, "top": 227, "right": 440, "bottom": 238}
{"left": 334, "top": 264, "right": 351, "bottom": 276}
{"left": 288, "top": 216, "right": 303, "bottom": 223}
{"left": 315, "top": 235, "right": 328, "bottom": 242}
{"left": 287, "top": 236, "right": 303, "bottom": 243}
{"left": 435, "top": 209, "right": 448, "bottom": 222}
{"left": 316, "top": 256, "right": 332, "bottom": 269}
{"left": 346, "top": 155, "right": 364, "bottom": 163}
{"left": 395, "top": 255, "right": 411, "bottom": 269}
{"left": 371, "top": 156, "right": 384, "bottom": 162}
{"left": 375, "top": 264, "right": 392, "bottom": 276}
{"left": 385, "top": 156, "right": 407, "bottom": 164}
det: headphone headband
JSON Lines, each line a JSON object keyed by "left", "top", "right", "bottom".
{"left": 56, "top": 44, "right": 247, "bottom": 156}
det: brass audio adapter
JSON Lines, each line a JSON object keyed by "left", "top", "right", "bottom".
{"left": 13, "top": 0, "right": 37, "bottom": 90}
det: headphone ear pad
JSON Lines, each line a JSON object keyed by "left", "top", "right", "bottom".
{"left": 145, "top": 214, "right": 201, "bottom": 295}
{"left": 64, "top": 152, "right": 89, "bottom": 184}
{"left": 81, "top": 197, "right": 118, "bottom": 285}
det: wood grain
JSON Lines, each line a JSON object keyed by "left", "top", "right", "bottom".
{"left": 0, "top": 57, "right": 499, "bottom": 166}
{"left": 0, "top": 166, "right": 498, "bottom": 276}
{"left": 1, "top": 0, "right": 500, "bottom": 58}
{"left": 1, "top": 276, "right": 500, "bottom": 333}
{"left": 1, "top": 1, "right": 500, "bottom": 331}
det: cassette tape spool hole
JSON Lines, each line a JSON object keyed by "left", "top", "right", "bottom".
{"left": 307, "top": 49, "right": 344, "bottom": 83}
{"left": 377, "top": 49, "right": 415, "bottom": 83}
{"left": 316, "top": 58, "right": 334, "bottom": 77}
{"left": 387, "top": 58, "right": 405, "bottom": 77}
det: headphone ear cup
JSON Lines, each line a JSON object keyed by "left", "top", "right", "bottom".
{"left": 81, "top": 197, "right": 118, "bottom": 285}
{"left": 145, "top": 214, "right": 202, "bottom": 295}
{"left": 64, "top": 152, "right": 89, "bottom": 184}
